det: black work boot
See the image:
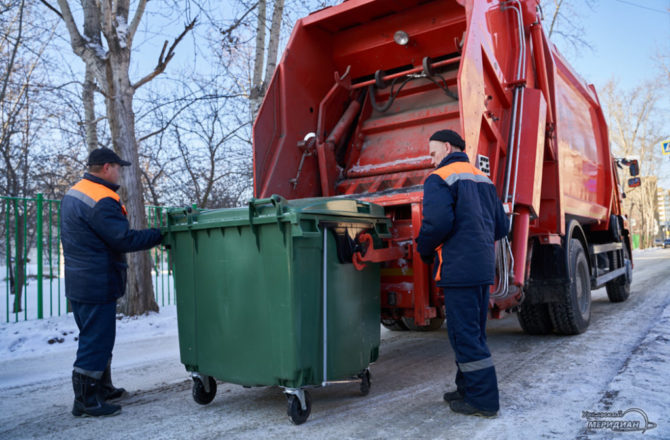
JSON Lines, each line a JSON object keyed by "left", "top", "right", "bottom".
{"left": 449, "top": 399, "right": 498, "bottom": 418}
{"left": 443, "top": 390, "right": 464, "bottom": 403}
{"left": 72, "top": 371, "right": 122, "bottom": 417}
{"left": 100, "top": 365, "right": 127, "bottom": 401}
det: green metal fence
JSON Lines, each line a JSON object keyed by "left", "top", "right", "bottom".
{"left": 1, "top": 195, "right": 175, "bottom": 323}
{"left": 147, "top": 206, "right": 174, "bottom": 308}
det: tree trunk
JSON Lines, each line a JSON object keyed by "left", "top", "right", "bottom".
{"left": 104, "top": 53, "right": 158, "bottom": 315}
{"left": 83, "top": 66, "right": 98, "bottom": 152}
{"left": 263, "top": 0, "right": 284, "bottom": 86}
{"left": 249, "top": 0, "right": 267, "bottom": 119}
{"left": 11, "top": 213, "right": 25, "bottom": 313}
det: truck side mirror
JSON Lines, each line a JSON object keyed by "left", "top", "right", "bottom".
{"left": 628, "top": 160, "right": 639, "bottom": 177}
{"left": 628, "top": 177, "right": 641, "bottom": 188}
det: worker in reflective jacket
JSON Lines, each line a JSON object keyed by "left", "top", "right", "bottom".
{"left": 61, "top": 148, "right": 162, "bottom": 417}
{"left": 416, "top": 130, "right": 509, "bottom": 418}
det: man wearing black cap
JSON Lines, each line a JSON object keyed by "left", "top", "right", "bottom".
{"left": 416, "top": 130, "right": 509, "bottom": 418}
{"left": 61, "top": 148, "right": 162, "bottom": 417}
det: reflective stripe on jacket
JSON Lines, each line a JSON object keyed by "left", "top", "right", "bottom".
{"left": 68, "top": 179, "right": 128, "bottom": 216}
{"left": 416, "top": 152, "right": 509, "bottom": 287}
{"left": 61, "top": 173, "right": 162, "bottom": 304}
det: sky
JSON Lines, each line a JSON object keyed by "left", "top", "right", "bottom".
{"left": 567, "top": 0, "right": 670, "bottom": 88}
{"left": 555, "top": 0, "right": 670, "bottom": 187}
{"left": 51, "top": 0, "right": 670, "bottom": 186}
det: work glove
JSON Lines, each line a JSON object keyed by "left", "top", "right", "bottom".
{"left": 420, "top": 253, "right": 434, "bottom": 265}
{"left": 159, "top": 229, "right": 171, "bottom": 248}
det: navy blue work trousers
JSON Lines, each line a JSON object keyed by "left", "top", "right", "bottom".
{"left": 443, "top": 285, "right": 499, "bottom": 412}
{"left": 70, "top": 299, "right": 116, "bottom": 379}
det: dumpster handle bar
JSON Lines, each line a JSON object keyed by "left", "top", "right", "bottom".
{"left": 322, "top": 228, "right": 328, "bottom": 387}
{"left": 248, "top": 195, "right": 285, "bottom": 225}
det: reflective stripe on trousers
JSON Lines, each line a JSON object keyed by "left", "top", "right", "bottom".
{"left": 459, "top": 356, "right": 494, "bottom": 372}
{"left": 444, "top": 285, "right": 499, "bottom": 412}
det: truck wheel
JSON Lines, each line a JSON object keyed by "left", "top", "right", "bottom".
{"left": 381, "top": 318, "right": 409, "bottom": 331}
{"left": 192, "top": 375, "right": 217, "bottom": 405}
{"left": 517, "top": 303, "right": 553, "bottom": 335}
{"left": 401, "top": 317, "right": 445, "bottom": 331}
{"left": 605, "top": 245, "right": 631, "bottom": 303}
{"left": 548, "top": 239, "right": 591, "bottom": 335}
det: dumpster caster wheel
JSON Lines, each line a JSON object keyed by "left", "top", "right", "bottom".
{"left": 359, "top": 369, "right": 371, "bottom": 396}
{"left": 286, "top": 391, "right": 311, "bottom": 425}
{"left": 192, "top": 375, "right": 217, "bottom": 405}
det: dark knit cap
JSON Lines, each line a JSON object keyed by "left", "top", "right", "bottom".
{"left": 87, "top": 148, "right": 131, "bottom": 166}
{"left": 429, "top": 129, "right": 465, "bottom": 150}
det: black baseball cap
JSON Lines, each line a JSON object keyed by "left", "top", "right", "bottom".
{"left": 429, "top": 129, "right": 465, "bottom": 150}
{"left": 87, "top": 148, "right": 131, "bottom": 166}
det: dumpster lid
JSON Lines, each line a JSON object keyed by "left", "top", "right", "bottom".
{"left": 166, "top": 195, "right": 388, "bottom": 230}
{"left": 281, "top": 196, "right": 386, "bottom": 218}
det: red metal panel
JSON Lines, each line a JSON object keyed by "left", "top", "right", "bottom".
{"left": 554, "top": 64, "right": 609, "bottom": 223}
{"left": 514, "top": 88, "right": 546, "bottom": 217}
{"left": 331, "top": 1, "right": 466, "bottom": 79}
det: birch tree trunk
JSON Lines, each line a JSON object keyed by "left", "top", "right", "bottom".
{"left": 82, "top": 66, "right": 98, "bottom": 152}
{"left": 249, "top": 0, "right": 267, "bottom": 118}
{"left": 249, "top": 0, "right": 284, "bottom": 121}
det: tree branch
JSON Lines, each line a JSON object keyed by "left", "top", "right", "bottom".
{"left": 127, "top": 0, "right": 147, "bottom": 47}
{"left": 56, "top": 0, "right": 108, "bottom": 87}
{"left": 55, "top": 0, "right": 86, "bottom": 52}
{"left": 132, "top": 18, "right": 196, "bottom": 90}
{"left": 38, "top": 0, "right": 63, "bottom": 19}
{"left": 137, "top": 93, "right": 244, "bottom": 142}
{"left": 220, "top": 1, "right": 258, "bottom": 39}
{"left": 0, "top": 0, "right": 24, "bottom": 105}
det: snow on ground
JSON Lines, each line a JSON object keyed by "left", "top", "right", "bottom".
{"left": 0, "top": 305, "right": 177, "bottom": 362}
{"left": 0, "top": 248, "right": 668, "bottom": 439}
{"left": 576, "top": 302, "right": 670, "bottom": 438}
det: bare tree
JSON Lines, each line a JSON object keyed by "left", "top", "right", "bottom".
{"left": 1, "top": 0, "right": 53, "bottom": 312}
{"left": 47, "top": 0, "right": 195, "bottom": 315}
{"left": 215, "top": 0, "right": 344, "bottom": 122}
{"left": 248, "top": 0, "right": 286, "bottom": 119}
{"left": 601, "top": 80, "right": 666, "bottom": 248}
{"left": 541, "top": 0, "right": 596, "bottom": 55}
{"left": 170, "top": 93, "right": 250, "bottom": 208}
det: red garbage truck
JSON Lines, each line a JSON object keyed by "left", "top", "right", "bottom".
{"left": 253, "top": 0, "right": 636, "bottom": 335}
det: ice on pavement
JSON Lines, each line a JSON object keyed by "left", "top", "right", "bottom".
{"left": 0, "top": 248, "right": 669, "bottom": 439}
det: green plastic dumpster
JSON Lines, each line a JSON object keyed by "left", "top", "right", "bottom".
{"left": 163, "top": 195, "right": 392, "bottom": 424}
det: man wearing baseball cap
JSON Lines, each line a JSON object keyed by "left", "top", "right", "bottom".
{"left": 416, "top": 130, "right": 509, "bottom": 418}
{"left": 61, "top": 148, "right": 162, "bottom": 417}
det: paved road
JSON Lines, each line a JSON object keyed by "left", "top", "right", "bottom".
{"left": 1, "top": 248, "right": 669, "bottom": 439}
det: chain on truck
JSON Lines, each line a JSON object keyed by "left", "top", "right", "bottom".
{"left": 252, "top": 0, "right": 638, "bottom": 335}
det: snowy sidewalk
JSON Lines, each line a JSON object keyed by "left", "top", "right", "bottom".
{"left": 0, "top": 305, "right": 180, "bottom": 389}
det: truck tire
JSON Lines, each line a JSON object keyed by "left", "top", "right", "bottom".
{"left": 517, "top": 303, "right": 553, "bottom": 335}
{"left": 548, "top": 239, "right": 591, "bottom": 335}
{"left": 381, "top": 318, "right": 409, "bottom": 331}
{"left": 605, "top": 244, "right": 631, "bottom": 303}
